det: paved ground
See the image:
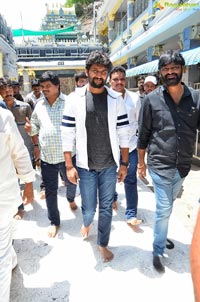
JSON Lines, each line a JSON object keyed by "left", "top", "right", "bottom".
{"left": 10, "top": 164, "right": 200, "bottom": 302}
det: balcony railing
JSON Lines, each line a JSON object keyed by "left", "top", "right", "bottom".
{"left": 15, "top": 40, "right": 108, "bottom": 60}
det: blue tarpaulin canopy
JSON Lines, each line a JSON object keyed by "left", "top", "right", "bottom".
{"left": 12, "top": 26, "right": 75, "bottom": 37}
{"left": 126, "top": 47, "right": 200, "bottom": 77}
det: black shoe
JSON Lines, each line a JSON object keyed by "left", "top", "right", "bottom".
{"left": 153, "top": 256, "right": 165, "bottom": 273}
{"left": 166, "top": 238, "right": 175, "bottom": 249}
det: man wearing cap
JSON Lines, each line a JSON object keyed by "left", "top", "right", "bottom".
{"left": 144, "top": 75, "right": 157, "bottom": 95}
{"left": 137, "top": 50, "right": 200, "bottom": 273}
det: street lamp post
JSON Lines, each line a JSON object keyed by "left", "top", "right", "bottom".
{"left": 93, "top": 1, "right": 102, "bottom": 43}
{"left": 93, "top": 3, "right": 97, "bottom": 43}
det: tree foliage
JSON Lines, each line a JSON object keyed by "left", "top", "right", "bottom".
{"left": 64, "top": 0, "right": 94, "bottom": 18}
{"left": 65, "top": 0, "right": 94, "bottom": 6}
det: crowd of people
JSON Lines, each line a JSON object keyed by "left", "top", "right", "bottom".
{"left": 0, "top": 49, "right": 200, "bottom": 301}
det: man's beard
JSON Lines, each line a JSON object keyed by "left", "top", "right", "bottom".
{"left": 161, "top": 72, "right": 182, "bottom": 86}
{"left": 89, "top": 77, "right": 105, "bottom": 88}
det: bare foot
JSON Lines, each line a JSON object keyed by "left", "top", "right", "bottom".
{"left": 128, "top": 224, "right": 144, "bottom": 233}
{"left": 48, "top": 225, "right": 59, "bottom": 238}
{"left": 112, "top": 201, "right": 118, "bottom": 211}
{"left": 126, "top": 218, "right": 142, "bottom": 226}
{"left": 98, "top": 246, "right": 114, "bottom": 262}
{"left": 80, "top": 225, "right": 91, "bottom": 239}
{"left": 40, "top": 190, "right": 46, "bottom": 200}
{"left": 14, "top": 209, "right": 24, "bottom": 220}
{"left": 69, "top": 201, "right": 78, "bottom": 211}
{"left": 62, "top": 180, "right": 66, "bottom": 186}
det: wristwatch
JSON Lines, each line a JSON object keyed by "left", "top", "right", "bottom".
{"left": 120, "top": 161, "right": 129, "bottom": 167}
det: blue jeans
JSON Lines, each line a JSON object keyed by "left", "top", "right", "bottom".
{"left": 59, "top": 156, "right": 77, "bottom": 202}
{"left": 124, "top": 149, "right": 138, "bottom": 219}
{"left": 77, "top": 165, "right": 117, "bottom": 247}
{"left": 148, "top": 168, "right": 185, "bottom": 256}
{"left": 41, "top": 160, "right": 77, "bottom": 226}
{"left": 113, "top": 149, "right": 138, "bottom": 218}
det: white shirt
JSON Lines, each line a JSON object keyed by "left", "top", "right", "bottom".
{"left": 123, "top": 89, "right": 141, "bottom": 152}
{"left": 0, "top": 108, "right": 35, "bottom": 215}
{"left": 25, "top": 91, "right": 44, "bottom": 108}
{"left": 61, "top": 85, "right": 130, "bottom": 170}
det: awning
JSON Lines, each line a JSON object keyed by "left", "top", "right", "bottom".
{"left": 126, "top": 46, "right": 200, "bottom": 77}
{"left": 182, "top": 46, "right": 200, "bottom": 66}
{"left": 12, "top": 26, "right": 75, "bottom": 37}
{"left": 126, "top": 60, "right": 158, "bottom": 77}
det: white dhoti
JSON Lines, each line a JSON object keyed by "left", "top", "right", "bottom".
{"left": 0, "top": 178, "right": 25, "bottom": 302}
{"left": 0, "top": 209, "right": 18, "bottom": 302}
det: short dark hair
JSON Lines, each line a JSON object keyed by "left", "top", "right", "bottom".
{"left": 40, "top": 71, "right": 60, "bottom": 86}
{"left": 158, "top": 50, "right": 185, "bottom": 70}
{"left": 109, "top": 65, "right": 126, "bottom": 78}
{"left": 0, "top": 77, "right": 12, "bottom": 88}
{"left": 137, "top": 76, "right": 145, "bottom": 82}
{"left": 31, "top": 78, "right": 40, "bottom": 87}
{"left": 85, "top": 50, "right": 113, "bottom": 72}
{"left": 74, "top": 72, "right": 88, "bottom": 83}
{"left": 11, "top": 80, "right": 20, "bottom": 87}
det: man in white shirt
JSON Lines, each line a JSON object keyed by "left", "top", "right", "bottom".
{"left": 110, "top": 65, "right": 142, "bottom": 225}
{"left": 74, "top": 71, "right": 88, "bottom": 88}
{"left": 61, "top": 51, "right": 130, "bottom": 262}
{"left": 25, "top": 78, "right": 44, "bottom": 110}
{"left": 0, "top": 107, "right": 35, "bottom": 302}
{"left": 136, "top": 75, "right": 145, "bottom": 102}
{"left": 0, "top": 77, "right": 34, "bottom": 220}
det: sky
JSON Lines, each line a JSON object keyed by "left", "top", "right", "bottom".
{"left": 1, "top": 0, "right": 66, "bottom": 30}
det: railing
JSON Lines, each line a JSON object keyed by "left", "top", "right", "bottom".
{"left": 14, "top": 39, "right": 102, "bottom": 48}
{"left": 15, "top": 44, "right": 108, "bottom": 60}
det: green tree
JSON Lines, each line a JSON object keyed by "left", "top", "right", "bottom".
{"left": 65, "top": 0, "right": 94, "bottom": 6}
{"left": 64, "top": 0, "right": 95, "bottom": 18}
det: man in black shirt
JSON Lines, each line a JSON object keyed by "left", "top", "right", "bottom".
{"left": 137, "top": 51, "right": 200, "bottom": 273}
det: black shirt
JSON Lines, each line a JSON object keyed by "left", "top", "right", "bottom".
{"left": 86, "top": 89, "right": 115, "bottom": 171}
{"left": 14, "top": 93, "right": 24, "bottom": 102}
{"left": 137, "top": 84, "right": 200, "bottom": 178}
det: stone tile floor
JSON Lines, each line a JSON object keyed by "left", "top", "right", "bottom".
{"left": 10, "top": 164, "right": 200, "bottom": 302}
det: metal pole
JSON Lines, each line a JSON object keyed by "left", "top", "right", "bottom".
{"left": 93, "top": 3, "right": 97, "bottom": 43}
{"left": 20, "top": 11, "right": 25, "bottom": 43}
